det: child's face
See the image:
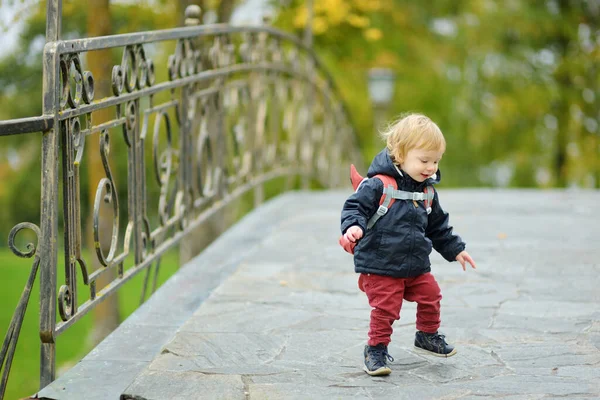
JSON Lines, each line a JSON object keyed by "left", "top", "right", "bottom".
{"left": 400, "top": 148, "right": 444, "bottom": 182}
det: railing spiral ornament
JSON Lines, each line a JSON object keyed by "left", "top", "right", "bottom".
{"left": 8, "top": 223, "right": 41, "bottom": 259}
{"left": 195, "top": 102, "right": 218, "bottom": 199}
{"left": 153, "top": 111, "right": 175, "bottom": 226}
{"left": 59, "top": 54, "right": 94, "bottom": 110}
{"left": 122, "top": 100, "right": 137, "bottom": 147}
{"left": 57, "top": 285, "right": 73, "bottom": 321}
{"left": 93, "top": 130, "right": 120, "bottom": 267}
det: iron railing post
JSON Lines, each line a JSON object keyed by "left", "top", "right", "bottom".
{"left": 39, "top": 0, "right": 62, "bottom": 388}
{"left": 179, "top": 5, "right": 203, "bottom": 264}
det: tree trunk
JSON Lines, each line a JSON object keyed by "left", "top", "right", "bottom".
{"left": 217, "top": 0, "right": 236, "bottom": 23}
{"left": 87, "top": 0, "right": 120, "bottom": 346}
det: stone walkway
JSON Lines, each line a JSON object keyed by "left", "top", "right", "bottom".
{"left": 37, "top": 190, "right": 600, "bottom": 399}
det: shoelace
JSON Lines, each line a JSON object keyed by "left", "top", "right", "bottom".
{"left": 384, "top": 350, "right": 394, "bottom": 363}
{"left": 429, "top": 333, "right": 448, "bottom": 348}
{"left": 372, "top": 347, "right": 394, "bottom": 363}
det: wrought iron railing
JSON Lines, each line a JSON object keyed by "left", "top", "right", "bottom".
{"left": 0, "top": 3, "right": 362, "bottom": 398}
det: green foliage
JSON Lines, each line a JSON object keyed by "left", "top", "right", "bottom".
{"left": 274, "top": 0, "right": 600, "bottom": 188}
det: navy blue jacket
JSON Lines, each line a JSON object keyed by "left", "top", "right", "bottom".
{"left": 340, "top": 149, "right": 465, "bottom": 278}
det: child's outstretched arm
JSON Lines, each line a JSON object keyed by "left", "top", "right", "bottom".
{"left": 425, "top": 189, "right": 468, "bottom": 263}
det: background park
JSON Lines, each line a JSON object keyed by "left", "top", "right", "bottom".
{"left": 0, "top": 1, "right": 598, "bottom": 399}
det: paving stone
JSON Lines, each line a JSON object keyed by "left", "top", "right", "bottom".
{"left": 84, "top": 325, "right": 177, "bottom": 362}
{"left": 488, "top": 342, "right": 600, "bottom": 369}
{"left": 492, "top": 313, "right": 594, "bottom": 333}
{"left": 445, "top": 374, "right": 597, "bottom": 397}
{"left": 35, "top": 361, "right": 147, "bottom": 400}
{"left": 498, "top": 299, "right": 599, "bottom": 319}
{"left": 147, "top": 351, "right": 289, "bottom": 376}
{"left": 179, "top": 302, "right": 320, "bottom": 333}
{"left": 248, "top": 382, "right": 472, "bottom": 400}
{"left": 121, "top": 370, "right": 245, "bottom": 400}
{"left": 160, "top": 332, "right": 290, "bottom": 368}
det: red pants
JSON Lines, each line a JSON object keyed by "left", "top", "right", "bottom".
{"left": 359, "top": 272, "right": 442, "bottom": 346}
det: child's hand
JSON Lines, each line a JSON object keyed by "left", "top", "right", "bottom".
{"left": 456, "top": 251, "right": 477, "bottom": 271}
{"left": 344, "top": 226, "right": 364, "bottom": 243}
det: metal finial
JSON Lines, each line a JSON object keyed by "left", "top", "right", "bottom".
{"left": 185, "top": 5, "right": 202, "bottom": 26}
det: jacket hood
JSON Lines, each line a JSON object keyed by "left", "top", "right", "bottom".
{"left": 366, "top": 148, "right": 442, "bottom": 188}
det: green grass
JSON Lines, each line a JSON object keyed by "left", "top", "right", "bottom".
{"left": 0, "top": 247, "right": 180, "bottom": 400}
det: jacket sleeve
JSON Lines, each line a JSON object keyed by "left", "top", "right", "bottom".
{"left": 426, "top": 189, "right": 465, "bottom": 262}
{"left": 340, "top": 178, "right": 383, "bottom": 234}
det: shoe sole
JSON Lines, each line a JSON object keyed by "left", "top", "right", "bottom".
{"left": 363, "top": 364, "right": 392, "bottom": 376}
{"left": 413, "top": 346, "right": 457, "bottom": 358}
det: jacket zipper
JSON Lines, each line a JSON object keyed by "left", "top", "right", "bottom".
{"left": 407, "top": 201, "right": 418, "bottom": 276}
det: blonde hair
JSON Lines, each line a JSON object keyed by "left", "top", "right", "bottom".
{"left": 380, "top": 113, "right": 446, "bottom": 164}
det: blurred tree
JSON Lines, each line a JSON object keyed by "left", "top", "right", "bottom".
{"left": 274, "top": 0, "right": 599, "bottom": 188}
{"left": 217, "top": 0, "right": 237, "bottom": 23}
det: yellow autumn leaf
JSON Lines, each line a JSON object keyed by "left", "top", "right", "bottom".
{"left": 320, "top": 0, "right": 351, "bottom": 26}
{"left": 354, "top": 0, "right": 383, "bottom": 12}
{"left": 313, "top": 16, "right": 328, "bottom": 35}
{"left": 374, "top": 51, "right": 400, "bottom": 68}
{"left": 293, "top": 6, "right": 308, "bottom": 28}
{"left": 364, "top": 28, "right": 383, "bottom": 41}
{"left": 347, "top": 14, "right": 370, "bottom": 28}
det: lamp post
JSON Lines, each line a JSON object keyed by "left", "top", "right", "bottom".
{"left": 367, "top": 68, "right": 396, "bottom": 132}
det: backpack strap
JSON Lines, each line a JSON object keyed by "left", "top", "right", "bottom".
{"left": 366, "top": 174, "right": 397, "bottom": 229}
{"left": 423, "top": 186, "right": 435, "bottom": 214}
{"left": 358, "top": 174, "right": 436, "bottom": 229}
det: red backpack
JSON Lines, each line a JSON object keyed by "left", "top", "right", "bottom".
{"left": 339, "top": 164, "right": 435, "bottom": 254}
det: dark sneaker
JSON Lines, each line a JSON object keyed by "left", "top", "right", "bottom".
{"left": 363, "top": 344, "right": 394, "bottom": 376}
{"left": 414, "top": 331, "right": 457, "bottom": 357}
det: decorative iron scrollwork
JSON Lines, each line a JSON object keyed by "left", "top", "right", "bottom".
{"left": 58, "top": 285, "right": 72, "bottom": 321}
{"left": 268, "top": 37, "right": 283, "bottom": 64}
{"left": 239, "top": 32, "right": 253, "bottom": 64}
{"left": 153, "top": 111, "right": 175, "bottom": 226}
{"left": 112, "top": 44, "right": 154, "bottom": 96}
{"left": 93, "top": 130, "right": 120, "bottom": 266}
{"left": 8, "top": 222, "right": 41, "bottom": 258}
{"left": 59, "top": 54, "right": 94, "bottom": 110}
{"left": 123, "top": 100, "right": 137, "bottom": 147}
{"left": 195, "top": 101, "right": 218, "bottom": 198}
{"left": 168, "top": 39, "right": 197, "bottom": 80}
